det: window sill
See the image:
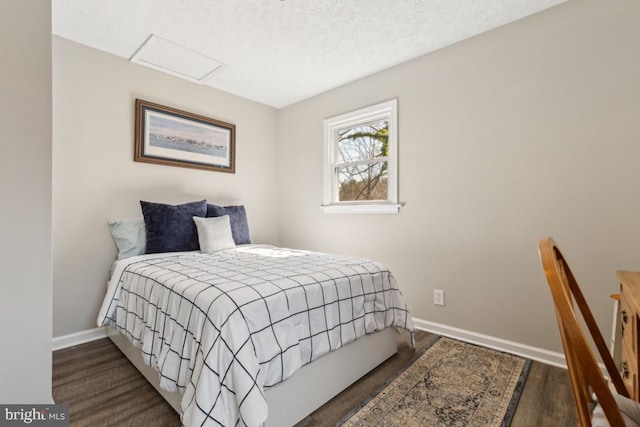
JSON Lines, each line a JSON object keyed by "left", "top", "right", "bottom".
{"left": 321, "top": 203, "right": 402, "bottom": 214}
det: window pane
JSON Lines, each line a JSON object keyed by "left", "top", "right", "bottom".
{"left": 338, "top": 161, "right": 388, "bottom": 201}
{"left": 337, "top": 120, "right": 388, "bottom": 164}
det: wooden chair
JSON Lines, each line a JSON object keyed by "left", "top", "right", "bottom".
{"left": 539, "top": 237, "right": 640, "bottom": 426}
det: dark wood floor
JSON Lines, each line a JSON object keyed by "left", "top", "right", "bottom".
{"left": 52, "top": 330, "right": 577, "bottom": 426}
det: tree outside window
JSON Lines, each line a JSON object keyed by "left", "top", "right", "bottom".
{"left": 337, "top": 120, "right": 389, "bottom": 201}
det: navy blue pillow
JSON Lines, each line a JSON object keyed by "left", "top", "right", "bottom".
{"left": 206, "top": 204, "right": 251, "bottom": 245}
{"left": 141, "top": 200, "right": 207, "bottom": 254}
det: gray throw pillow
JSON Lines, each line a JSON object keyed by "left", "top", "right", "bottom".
{"left": 193, "top": 215, "right": 236, "bottom": 254}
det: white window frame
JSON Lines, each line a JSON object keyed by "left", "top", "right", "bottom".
{"left": 322, "top": 99, "right": 400, "bottom": 214}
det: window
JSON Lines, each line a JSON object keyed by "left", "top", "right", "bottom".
{"left": 322, "top": 99, "right": 400, "bottom": 214}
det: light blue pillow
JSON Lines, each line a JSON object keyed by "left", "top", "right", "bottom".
{"left": 108, "top": 217, "right": 146, "bottom": 259}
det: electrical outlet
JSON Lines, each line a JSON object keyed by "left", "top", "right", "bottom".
{"left": 434, "top": 289, "right": 445, "bottom": 306}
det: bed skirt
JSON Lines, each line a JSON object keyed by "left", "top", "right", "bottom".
{"left": 107, "top": 326, "right": 398, "bottom": 427}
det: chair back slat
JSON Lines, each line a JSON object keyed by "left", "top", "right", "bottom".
{"left": 539, "top": 238, "right": 627, "bottom": 426}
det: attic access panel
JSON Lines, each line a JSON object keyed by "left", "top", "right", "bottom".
{"left": 130, "top": 34, "right": 226, "bottom": 83}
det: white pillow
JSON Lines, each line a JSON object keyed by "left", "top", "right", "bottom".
{"left": 193, "top": 215, "right": 236, "bottom": 254}
{"left": 108, "top": 217, "right": 146, "bottom": 259}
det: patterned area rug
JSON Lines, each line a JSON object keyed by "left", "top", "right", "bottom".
{"left": 337, "top": 337, "right": 531, "bottom": 427}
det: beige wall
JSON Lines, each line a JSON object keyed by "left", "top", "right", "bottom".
{"left": 52, "top": 0, "right": 640, "bottom": 357}
{"left": 0, "top": 1, "right": 53, "bottom": 402}
{"left": 277, "top": 0, "right": 640, "bottom": 352}
{"left": 53, "top": 37, "right": 280, "bottom": 337}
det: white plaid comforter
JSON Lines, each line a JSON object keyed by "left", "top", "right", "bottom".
{"left": 97, "top": 245, "right": 413, "bottom": 427}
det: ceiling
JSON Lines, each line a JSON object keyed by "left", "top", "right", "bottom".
{"left": 52, "top": 0, "right": 568, "bottom": 108}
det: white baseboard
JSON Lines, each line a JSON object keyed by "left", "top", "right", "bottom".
{"left": 52, "top": 327, "right": 107, "bottom": 351}
{"left": 413, "top": 317, "right": 568, "bottom": 369}
{"left": 52, "top": 320, "right": 570, "bottom": 370}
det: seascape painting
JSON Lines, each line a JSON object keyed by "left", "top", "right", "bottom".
{"left": 148, "top": 113, "right": 228, "bottom": 158}
{"left": 134, "top": 99, "right": 236, "bottom": 173}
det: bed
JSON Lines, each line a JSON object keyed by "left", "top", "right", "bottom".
{"left": 100, "top": 202, "right": 413, "bottom": 427}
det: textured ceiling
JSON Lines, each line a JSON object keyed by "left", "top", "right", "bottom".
{"left": 52, "top": 0, "right": 568, "bottom": 108}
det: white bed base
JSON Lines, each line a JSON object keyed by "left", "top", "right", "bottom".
{"left": 107, "top": 326, "right": 397, "bottom": 427}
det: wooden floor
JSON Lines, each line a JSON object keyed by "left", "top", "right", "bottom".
{"left": 52, "top": 330, "right": 577, "bottom": 426}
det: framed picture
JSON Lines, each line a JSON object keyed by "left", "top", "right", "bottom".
{"left": 134, "top": 99, "right": 236, "bottom": 173}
